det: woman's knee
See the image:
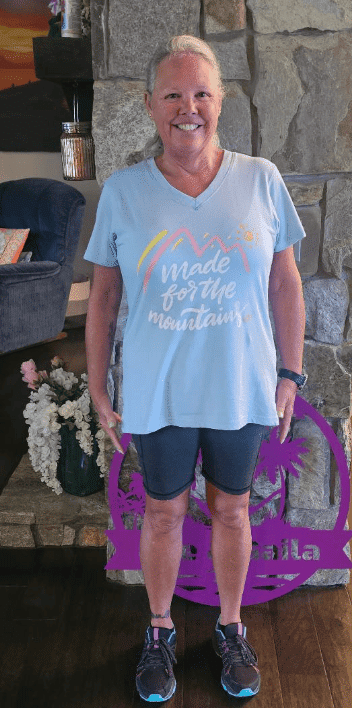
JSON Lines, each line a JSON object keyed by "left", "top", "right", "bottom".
{"left": 206, "top": 483, "right": 250, "bottom": 528}
{"left": 144, "top": 488, "right": 189, "bottom": 534}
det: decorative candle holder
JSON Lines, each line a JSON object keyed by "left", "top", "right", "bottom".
{"left": 60, "top": 121, "right": 95, "bottom": 180}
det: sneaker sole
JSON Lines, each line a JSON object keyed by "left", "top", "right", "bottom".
{"left": 221, "top": 677, "right": 260, "bottom": 698}
{"left": 137, "top": 681, "right": 176, "bottom": 703}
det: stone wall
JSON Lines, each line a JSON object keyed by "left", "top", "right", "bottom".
{"left": 90, "top": 1, "right": 352, "bottom": 586}
{"left": 0, "top": 454, "right": 109, "bottom": 549}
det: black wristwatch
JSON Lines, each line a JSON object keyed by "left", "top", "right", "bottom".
{"left": 278, "top": 368, "right": 307, "bottom": 390}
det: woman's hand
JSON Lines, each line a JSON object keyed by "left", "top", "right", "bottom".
{"left": 276, "top": 377, "right": 297, "bottom": 443}
{"left": 92, "top": 392, "right": 124, "bottom": 454}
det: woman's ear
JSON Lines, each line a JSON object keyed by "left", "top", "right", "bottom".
{"left": 217, "top": 90, "right": 223, "bottom": 117}
{"left": 144, "top": 91, "right": 152, "bottom": 115}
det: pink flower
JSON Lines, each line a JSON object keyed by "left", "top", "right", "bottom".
{"left": 20, "top": 360, "right": 48, "bottom": 390}
{"left": 20, "top": 359, "right": 40, "bottom": 390}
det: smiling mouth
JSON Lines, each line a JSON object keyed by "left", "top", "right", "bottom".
{"left": 174, "top": 124, "right": 202, "bottom": 131}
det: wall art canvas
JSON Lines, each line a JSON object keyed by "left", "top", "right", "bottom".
{"left": 0, "top": 0, "right": 71, "bottom": 151}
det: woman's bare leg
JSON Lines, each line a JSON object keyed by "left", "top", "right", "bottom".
{"left": 140, "top": 488, "right": 190, "bottom": 629}
{"left": 206, "top": 483, "right": 252, "bottom": 624}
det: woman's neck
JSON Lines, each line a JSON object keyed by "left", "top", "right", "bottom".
{"left": 155, "top": 145, "right": 223, "bottom": 180}
{"left": 154, "top": 146, "right": 224, "bottom": 198}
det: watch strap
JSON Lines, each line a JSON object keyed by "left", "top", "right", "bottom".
{"left": 278, "top": 368, "right": 307, "bottom": 390}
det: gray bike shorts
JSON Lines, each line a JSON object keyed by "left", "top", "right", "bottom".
{"left": 132, "top": 424, "right": 267, "bottom": 501}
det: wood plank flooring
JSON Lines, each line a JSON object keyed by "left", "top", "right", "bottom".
{"left": 0, "top": 547, "right": 351, "bottom": 708}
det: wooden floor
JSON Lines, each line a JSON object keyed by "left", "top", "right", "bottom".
{"left": 0, "top": 547, "right": 351, "bottom": 708}
{"left": 1, "top": 326, "right": 352, "bottom": 707}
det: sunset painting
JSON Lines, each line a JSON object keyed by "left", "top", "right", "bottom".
{"left": 0, "top": 0, "right": 71, "bottom": 151}
{"left": 0, "top": 1, "right": 49, "bottom": 91}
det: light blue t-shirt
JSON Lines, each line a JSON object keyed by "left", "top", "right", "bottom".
{"left": 84, "top": 150, "right": 305, "bottom": 434}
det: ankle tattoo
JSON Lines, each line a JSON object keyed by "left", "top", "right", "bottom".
{"left": 151, "top": 610, "right": 170, "bottom": 619}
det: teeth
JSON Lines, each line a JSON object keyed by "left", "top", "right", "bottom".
{"left": 176, "top": 124, "right": 199, "bottom": 131}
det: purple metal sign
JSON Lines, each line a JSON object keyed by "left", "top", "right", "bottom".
{"left": 105, "top": 397, "right": 352, "bottom": 606}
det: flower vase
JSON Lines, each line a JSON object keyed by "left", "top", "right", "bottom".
{"left": 57, "top": 425, "right": 104, "bottom": 496}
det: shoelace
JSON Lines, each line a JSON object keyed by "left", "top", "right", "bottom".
{"left": 137, "top": 637, "right": 177, "bottom": 678}
{"left": 220, "top": 635, "right": 258, "bottom": 672}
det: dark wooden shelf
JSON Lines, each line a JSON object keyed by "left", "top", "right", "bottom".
{"left": 32, "top": 37, "right": 93, "bottom": 82}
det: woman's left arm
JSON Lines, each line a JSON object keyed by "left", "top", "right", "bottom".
{"left": 268, "top": 246, "right": 306, "bottom": 443}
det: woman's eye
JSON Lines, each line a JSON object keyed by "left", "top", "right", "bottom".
{"left": 165, "top": 92, "right": 208, "bottom": 99}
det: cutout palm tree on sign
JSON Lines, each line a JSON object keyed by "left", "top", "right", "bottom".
{"left": 249, "top": 427, "right": 309, "bottom": 521}
{"left": 113, "top": 472, "right": 146, "bottom": 530}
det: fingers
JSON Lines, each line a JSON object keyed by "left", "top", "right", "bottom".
{"left": 102, "top": 412, "right": 124, "bottom": 454}
{"left": 278, "top": 413, "right": 291, "bottom": 444}
{"left": 92, "top": 396, "right": 124, "bottom": 454}
{"left": 276, "top": 378, "right": 296, "bottom": 443}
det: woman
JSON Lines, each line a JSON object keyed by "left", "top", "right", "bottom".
{"left": 84, "top": 35, "right": 306, "bottom": 702}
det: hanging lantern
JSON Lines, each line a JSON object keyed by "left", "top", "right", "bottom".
{"left": 60, "top": 81, "right": 95, "bottom": 180}
{"left": 61, "top": 121, "right": 95, "bottom": 180}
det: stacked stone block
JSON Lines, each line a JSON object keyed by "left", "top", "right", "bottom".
{"left": 0, "top": 454, "right": 109, "bottom": 548}
{"left": 90, "top": 1, "right": 351, "bottom": 585}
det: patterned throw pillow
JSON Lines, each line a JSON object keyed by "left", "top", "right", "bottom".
{"left": 0, "top": 228, "right": 30, "bottom": 264}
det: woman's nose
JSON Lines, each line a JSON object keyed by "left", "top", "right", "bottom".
{"left": 179, "top": 95, "right": 198, "bottom": 113}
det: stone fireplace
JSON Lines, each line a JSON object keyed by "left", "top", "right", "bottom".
{"left": 90, "top": 1, "right": 352, "bottom": 587}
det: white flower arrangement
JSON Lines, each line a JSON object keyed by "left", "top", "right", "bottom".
{"left": 21, "top": 357, "right": 115, "bottom": 495}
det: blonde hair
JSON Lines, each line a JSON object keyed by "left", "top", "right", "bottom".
{"left": 127, "top": 35, "right": 224, "bottom": 165}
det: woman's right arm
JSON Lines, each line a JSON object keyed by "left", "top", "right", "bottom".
{"left": 85, "top": 263, "right": 124, "bottom": 452}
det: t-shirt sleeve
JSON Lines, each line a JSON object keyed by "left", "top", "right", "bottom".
{"left": 269, "top": 165, "right": 306, "bottom": 254}
{"left": 83, "top": 182, "right": 119, "bottom": 266}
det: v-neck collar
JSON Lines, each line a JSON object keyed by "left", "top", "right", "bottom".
{"left": 147, "top": 149, "right": 234, "bottom": 210}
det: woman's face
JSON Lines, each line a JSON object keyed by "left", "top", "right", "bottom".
{"left": 145, "top": 52, "right": 223, "bottom": 159}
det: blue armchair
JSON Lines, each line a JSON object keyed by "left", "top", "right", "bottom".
{"left": 0, "top": 178, "right": 86, "bottom": 354}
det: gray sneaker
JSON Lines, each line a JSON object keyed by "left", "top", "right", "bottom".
{"left": 136, "top": 626, "right": 177, "bottom": 703}
{"left": 212, "top": 618, "right": 260, "bottom": 698}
